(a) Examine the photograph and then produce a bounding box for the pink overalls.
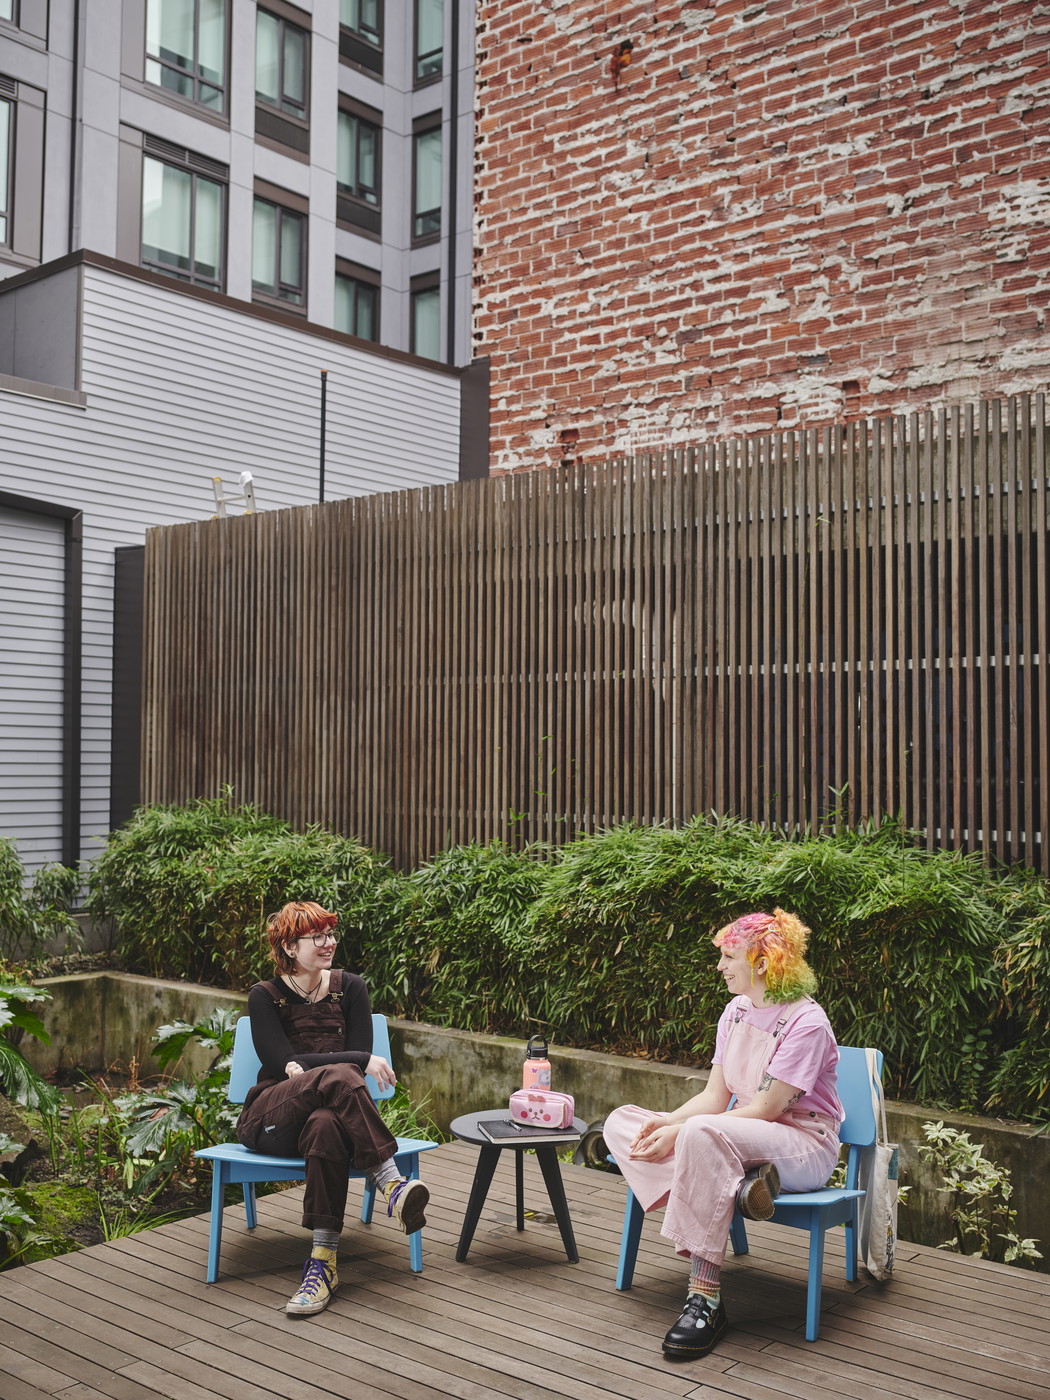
[603,1002,841,1266]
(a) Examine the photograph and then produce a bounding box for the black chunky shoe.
[662,1292,728,1359]
[736,1160,780,1220]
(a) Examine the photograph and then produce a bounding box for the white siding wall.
[0,264,461,869]
[0,507,66,871]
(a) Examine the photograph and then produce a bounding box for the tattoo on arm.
[758,1072,803,1107]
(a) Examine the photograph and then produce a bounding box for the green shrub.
[740,828,1005,1109]
[0,837,80,962]
[364,842,546,1029]
[86,800,1050,1121]
[86,795,400,986]
[524,818,777,1057]
[984,881,1050,1116]
[519,818,1005,1107]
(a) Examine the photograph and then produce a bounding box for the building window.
[256,9,308,120]
[0,97,10,246]
[146,0,226,112]
[414,0,442,83]
[335,268,379,342]
[412,121,441,242]
[141,153,225,289]
[0,77,43,263]
[339,0,382,75]
[0,2,14,23]
[341,0,380,48]
[410,280,440,358]
[253,197,305,306]
[337,110,380,206]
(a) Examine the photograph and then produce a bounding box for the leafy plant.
[152,1006,240,1075]
[0,837,81,962]
[0,984,62,1111]
[368,842,546,1028]
[105,1008,241,1197]
[918,1121,1042,1266]
[0,1183,76,1268]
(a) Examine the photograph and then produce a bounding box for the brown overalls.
[235,974,398,1232]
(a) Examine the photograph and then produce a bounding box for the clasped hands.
[628,1116,681,1161]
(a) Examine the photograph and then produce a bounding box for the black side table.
[449,1109,587,1263]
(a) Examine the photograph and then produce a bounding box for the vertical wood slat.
[1005,398,1021,863]
[945,408,962,850]
[989,399,1006,862]
[1034,394,1048,874]
[921,411,936,847]
[1016,395,1032,868]
[140,396,1049,875]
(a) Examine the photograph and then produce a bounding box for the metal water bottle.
[522,1034,552,1090]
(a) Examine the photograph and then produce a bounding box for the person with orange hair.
[603,908,842,1360]
[235,901,429,1317]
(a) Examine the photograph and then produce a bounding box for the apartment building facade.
[0,1,483,877]
[0,0,474,363]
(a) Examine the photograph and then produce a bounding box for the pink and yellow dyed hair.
[713,907,818,1004]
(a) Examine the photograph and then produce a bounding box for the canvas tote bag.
[857,1046,898,1281]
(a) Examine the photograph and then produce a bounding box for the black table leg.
[455,1144,501,1262]
[515,1148,525,1230]
[536,1147,579,1263]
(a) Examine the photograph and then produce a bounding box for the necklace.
[287,972,322,1002]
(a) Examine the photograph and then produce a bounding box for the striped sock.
[688,1253,721,1303]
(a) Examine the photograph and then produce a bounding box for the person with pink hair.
[603,908,843,1360]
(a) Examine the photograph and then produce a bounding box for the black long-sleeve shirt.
[246,970,375,1083]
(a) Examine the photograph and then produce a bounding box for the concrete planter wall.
[22,972,1050,1265]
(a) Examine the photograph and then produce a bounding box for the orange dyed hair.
[265,901,338,975]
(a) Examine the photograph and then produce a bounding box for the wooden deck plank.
[0,1326,167,1400]
[0,1340,87,1398]
[748,1318,1045,1400]
[0,1145,1047,1400]
[734,1340,956,1400]
[3,1263,369,1400]
[230,1314,574,1400]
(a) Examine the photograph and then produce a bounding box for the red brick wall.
[473,0,1050,472]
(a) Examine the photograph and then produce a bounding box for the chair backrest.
[836,1045,882,1149]
[228,1011,396,1105]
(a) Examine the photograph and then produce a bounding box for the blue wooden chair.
[614,1045,881,1340]
[195,1013,439,1283]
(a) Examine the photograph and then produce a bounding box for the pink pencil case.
[508,1089,575,1129]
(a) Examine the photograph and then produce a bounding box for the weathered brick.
[473,0,1050,469]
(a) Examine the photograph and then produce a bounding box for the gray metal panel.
[0,265,81,387]
[0,505,65,871]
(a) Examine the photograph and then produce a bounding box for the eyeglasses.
[298,931,338,947]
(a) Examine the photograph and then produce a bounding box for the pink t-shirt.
[713,995,844,1123]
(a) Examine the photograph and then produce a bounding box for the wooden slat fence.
[142,393,1050,871]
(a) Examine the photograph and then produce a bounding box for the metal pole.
[319,369,328,503]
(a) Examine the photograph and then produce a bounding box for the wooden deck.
[1,1141,1048,1400]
